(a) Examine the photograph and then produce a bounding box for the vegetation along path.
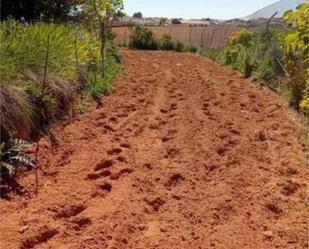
[1,50,308,249]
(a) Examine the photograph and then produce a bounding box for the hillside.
[246,0,308,19]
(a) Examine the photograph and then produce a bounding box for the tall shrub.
[223,29,254,78]
[159,33,174,51]
[283,4,309,111]
[129,25,158,50]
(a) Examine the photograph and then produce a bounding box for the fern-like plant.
[0,139,35,177]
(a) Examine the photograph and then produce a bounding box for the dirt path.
[1,50,308,249]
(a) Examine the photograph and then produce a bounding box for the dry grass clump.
[0,86,35,140]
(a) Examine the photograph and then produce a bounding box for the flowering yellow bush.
[283,4,309,111]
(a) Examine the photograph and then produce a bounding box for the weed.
[199,48,222,61]
[0,138,35,197]
[0,86,35,140]
[186,46,198,53]
[74,99,91,115]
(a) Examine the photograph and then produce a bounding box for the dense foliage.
[159,34,175,51]
[1,0,81,22]
[0,21,98,84]
[129,25,159,50]
[0,0,123,191]
[0,21,120,141]
[129,25,197,53]
[219,28,284,80]
[132,12,143,19]
[82,0,123,60]
[200,4,309,112]
[283,4,309,111]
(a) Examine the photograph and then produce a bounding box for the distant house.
[171,18,182,25]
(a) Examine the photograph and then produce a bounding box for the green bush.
[218,28,285,80]
[255,55,276,81]
[186,46,198,53]
[0,21,99,84]
[239,51,254,78]
[251,28,285,86]
[159,33,175,51]
[300,96,309,113]
[199,48,222,61]
[200,19,308,113]
[85,49,119,99]
[174,40,185,52]
[283,4,309,111]
[228,29,253,48]
[221,29,255,78]
[129,25,158,50]
[222,45,239,66]
[129,26,189,53]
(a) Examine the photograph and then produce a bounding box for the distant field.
[113,25,241,48]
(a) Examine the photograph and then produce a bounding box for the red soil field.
[0,50,308,249]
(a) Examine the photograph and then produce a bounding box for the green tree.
[1,0,81,22]
[129,25,158,50]
[159,17,168,26]
[82,0,123,71]
[133,12,143,19]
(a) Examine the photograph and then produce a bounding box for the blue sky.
[124,0,279,19]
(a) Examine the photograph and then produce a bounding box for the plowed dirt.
[1,50,308,249]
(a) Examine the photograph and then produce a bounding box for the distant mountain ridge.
[246,0,308,20]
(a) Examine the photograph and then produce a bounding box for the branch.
[275,57,291,79]
[265,12,278,36]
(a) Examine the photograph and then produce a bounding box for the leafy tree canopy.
[133,12,143,19]
[1,0,82,22]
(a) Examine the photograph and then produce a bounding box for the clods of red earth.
[1,50,308,249]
